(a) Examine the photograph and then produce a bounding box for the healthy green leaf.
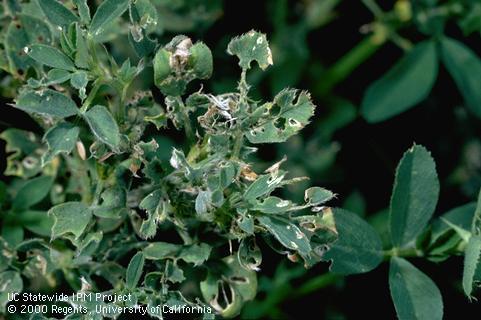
[42,122,80,165]
[390,145,439,247]
[227,30,273,70]
[90,0,129,36]
[323,208,382,274]
[246,89,315,144]
[361,40,438,123]
[126,252,145,289]
[12,176,54,211]
[14,89,79,118]
[83,105,120,150]
[441,37,481,118]
[27,44,76,71]
[48,202,92,240]
[462,235,481,298]
[389,257,443,320]
[38,0,79,27]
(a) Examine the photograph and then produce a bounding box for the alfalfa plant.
[0,0,338,318]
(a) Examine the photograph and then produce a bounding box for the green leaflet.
[244,173,285,202]
[73,0,91,24]
[257,215,311,256]
[323,208,382,274]
[12,176,54,211]
[389,257,443,320]
[83,105,120,150]
[0,271,23,313]
[390,145,439,247]
[42,122,79,165]
[227,30,273,70]
[15,89,79,118]
[90,0,129,37]
[144,242,211,266]
[361,40,438,123]
[462,235,481,298]
[253,196,292,214]
[38,0,79,27]
[441,37,481,118]
[4,14,52,74]
[48,202,92,240]
[304,187,335,206]
[126,252,145,289]
[246,89,315,144]
[27,44,76,71]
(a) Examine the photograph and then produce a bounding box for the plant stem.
[292,273,341,297]
[314,35,383,96]
[383,247,424,261]
[362,0,384,18]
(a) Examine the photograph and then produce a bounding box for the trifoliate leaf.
[246,89,315,144]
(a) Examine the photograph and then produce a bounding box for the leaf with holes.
[227,30,273,70]
[246,89,315,144]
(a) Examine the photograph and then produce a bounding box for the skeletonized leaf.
[441,37,481,118]
[389,257,443,320]
[390,145,439,247]
[48,202,92,240]
[246,89,315,144]
[12,176,54,211]
[323,208,382,274]
[126,252,145,289]
[227,30,273,70]
[361,41,438,123]
[38,0,79,27]
[304,187,335,206]
[28,44,76,71]
[14,89,79,118]
[90,0,129,36]
[257,215,311,256]
[42,122,79,165]
[83,105,120,150]
[144,242,211,266]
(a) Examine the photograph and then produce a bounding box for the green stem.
[292,273,341,298]
[383,247,424,261]
[362,0,384,18]
[314,35,384,96]
[231,130,244,159]
[176,96,195,146]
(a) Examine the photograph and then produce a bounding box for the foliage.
[1,0,481,319]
